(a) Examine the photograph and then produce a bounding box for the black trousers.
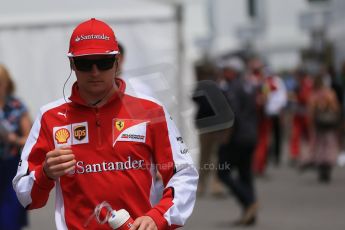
[0,155,28,229]
[270,115,282,165]
[217,141,256,209]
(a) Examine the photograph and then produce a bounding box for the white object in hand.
[108,209,134,230]
[84,201,134,229]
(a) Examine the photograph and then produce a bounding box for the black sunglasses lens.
[73,57,115,72]
[95,57,115,70]
[74,59,92,71]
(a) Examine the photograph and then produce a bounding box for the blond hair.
[0,64,15,95]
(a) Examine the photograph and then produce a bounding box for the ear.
[69,58,76,71]
[114,57,119,68]
[117,54,123,67]
[114,58,121,77]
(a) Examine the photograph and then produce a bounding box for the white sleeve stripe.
[40,98,71,114]
[12,98,69,208]
[55,180,68,230]
[161,107,198,226]
[12,111,43,207]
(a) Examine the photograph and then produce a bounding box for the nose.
[90,64,101,76]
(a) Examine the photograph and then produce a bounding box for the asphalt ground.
[184,164,345,230]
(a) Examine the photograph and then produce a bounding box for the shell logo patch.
[55,128,70,144]
[115,120,125,131]
[74,125,86,141]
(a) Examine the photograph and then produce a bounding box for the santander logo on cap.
[75,34,110,42]
[68,18,119,57]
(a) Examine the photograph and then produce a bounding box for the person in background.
[248,58,270,176]
[289,70,313,165]
[0,64,32,230]
[193,60,228,197]
[217,57,259,226]
[116,42,125,78]
[264,70,288,166]
[322,65,344,158]
[306,75,340,183]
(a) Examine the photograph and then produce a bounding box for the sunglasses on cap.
[73,56,116,72]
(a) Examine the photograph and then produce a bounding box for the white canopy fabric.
[0,0,174,27]
[0,0,200,161]
[0,0,178,116]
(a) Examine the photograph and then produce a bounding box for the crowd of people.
[193,54,345,226]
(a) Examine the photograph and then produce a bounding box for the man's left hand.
[130,216,158,230]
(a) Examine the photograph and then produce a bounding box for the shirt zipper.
[95,108,102,147]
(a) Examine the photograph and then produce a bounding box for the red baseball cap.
[68,18,119,57]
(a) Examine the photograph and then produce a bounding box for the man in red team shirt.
[13,18,198,230]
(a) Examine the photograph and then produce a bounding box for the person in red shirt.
[248,58,271,175]
[289,70,313,164]
[13,18,198,230]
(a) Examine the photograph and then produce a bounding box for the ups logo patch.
[74,125,86,140]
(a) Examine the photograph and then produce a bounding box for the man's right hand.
[43,146,76,180]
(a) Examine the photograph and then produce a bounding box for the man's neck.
[80,86,117,108]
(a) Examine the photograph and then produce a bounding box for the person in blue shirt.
[0,64,32,230]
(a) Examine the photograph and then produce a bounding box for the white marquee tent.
[0,0,174,112]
